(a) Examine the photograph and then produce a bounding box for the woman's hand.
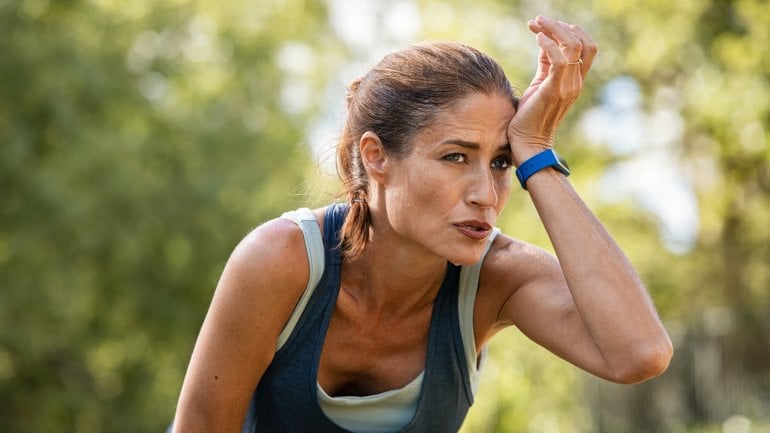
[508,16,598,164]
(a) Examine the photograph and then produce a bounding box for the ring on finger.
[567,58,583,65]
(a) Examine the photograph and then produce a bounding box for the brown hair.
[337,41,516,258]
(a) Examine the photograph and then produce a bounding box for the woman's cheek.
[495,176,512,208]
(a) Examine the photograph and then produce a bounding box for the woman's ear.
[359,131,389,185]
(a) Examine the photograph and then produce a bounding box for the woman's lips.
[453,221,492,240]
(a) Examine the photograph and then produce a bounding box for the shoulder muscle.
[474,233,564,344]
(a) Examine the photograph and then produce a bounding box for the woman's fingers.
[528,16,598,78]
[534,32,569,81]
[559,22,598,76]
[533,16,583,64]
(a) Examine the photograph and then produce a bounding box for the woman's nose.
[467,168,497,208]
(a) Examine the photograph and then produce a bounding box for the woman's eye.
[491,157,513,170]
[444,153,466,163]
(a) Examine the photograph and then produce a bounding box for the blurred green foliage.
[1,0,341,430]
[1,0,769,432]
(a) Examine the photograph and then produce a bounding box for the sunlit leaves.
[0,0,336,431]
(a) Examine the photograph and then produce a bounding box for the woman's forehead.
[417,93,515,143]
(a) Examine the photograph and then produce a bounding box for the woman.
[171,16,673,433]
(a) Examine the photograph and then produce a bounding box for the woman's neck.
[340,225,448,319]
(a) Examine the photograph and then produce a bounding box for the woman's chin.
[445,249,485,267]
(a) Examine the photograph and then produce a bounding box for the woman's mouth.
[453,221,492,240]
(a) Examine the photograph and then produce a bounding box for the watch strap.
[515,149,570,190]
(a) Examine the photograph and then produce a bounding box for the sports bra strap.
[276,208,325,350]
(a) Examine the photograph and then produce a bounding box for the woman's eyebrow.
[440,139,479,149]
[440,139,511,151]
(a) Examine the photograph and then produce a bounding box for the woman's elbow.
[610,338,674,384]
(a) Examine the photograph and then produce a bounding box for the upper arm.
[173,217,311,432]
[476,235,611,379]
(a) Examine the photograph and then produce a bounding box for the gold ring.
[567,58,583,65]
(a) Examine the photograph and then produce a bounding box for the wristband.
[515,149,571,190]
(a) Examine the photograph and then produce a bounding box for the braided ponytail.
[337,78,372,258]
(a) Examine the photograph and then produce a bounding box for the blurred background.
[1,0,769,431]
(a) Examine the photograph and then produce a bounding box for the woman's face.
[382,91,516,265]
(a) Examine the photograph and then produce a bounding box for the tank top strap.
[458,227,500,395]
[277,208,325,351]
[323,203,346,265]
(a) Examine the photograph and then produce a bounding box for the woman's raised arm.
[493,16,672,384]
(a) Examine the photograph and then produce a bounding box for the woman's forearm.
[524,167,673,381]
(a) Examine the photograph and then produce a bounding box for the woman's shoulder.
[478,232,562,301]
[473,232,563,340]
[485,232,559,272]
[219,207,327,300]
[205,207,331,344]
[232,217,304,269]
[229,206,328,273]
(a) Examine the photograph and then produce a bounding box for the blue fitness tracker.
[515,149,571,190]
